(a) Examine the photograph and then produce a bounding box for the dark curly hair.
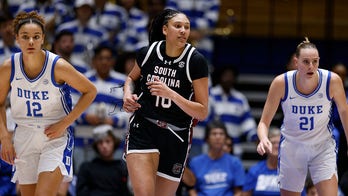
[13,11,45,35]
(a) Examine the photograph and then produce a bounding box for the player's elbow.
[195,107,208,121]
[89,85,97,99]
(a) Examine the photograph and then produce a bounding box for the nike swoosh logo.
[289,96,296,99]
[16,77,23,80]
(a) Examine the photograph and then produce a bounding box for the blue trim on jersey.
[62,126,74,175]
[282,72,288,102]
[10,54,15,83]
[20,51,48,82]
[51,54,63,87]
[60,84,72,115]
[327,102,335,138]
[293,70,322,98]
[326,71,331,100]
[54,52,72,115]
[278,134,285,177]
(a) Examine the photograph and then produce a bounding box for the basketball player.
[122,9,209,195]
[0,11,96,196]
[256,37,348,196]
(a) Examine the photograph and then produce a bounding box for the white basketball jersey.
[10,51,72,129]
[281,69,334,144]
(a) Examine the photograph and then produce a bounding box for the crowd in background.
[0,0,347,196]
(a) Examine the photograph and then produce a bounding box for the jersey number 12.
[26,101,43,117]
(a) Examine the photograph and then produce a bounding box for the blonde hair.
[295,37,317,58]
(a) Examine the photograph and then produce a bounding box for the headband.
[15,18,45,34]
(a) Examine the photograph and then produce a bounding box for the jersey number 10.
[155,96,171,108]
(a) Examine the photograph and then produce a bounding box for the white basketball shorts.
[12,126,73,184]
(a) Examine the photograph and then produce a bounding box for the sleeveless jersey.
[136,41,208,128]
[10,50,72,129]
[281,69,334,144]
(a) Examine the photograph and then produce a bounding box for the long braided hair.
[148,8,182,44]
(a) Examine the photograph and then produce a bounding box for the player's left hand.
[44,122,67,139]
[147,77,173,99]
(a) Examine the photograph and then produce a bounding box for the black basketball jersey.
[135,41,208,128]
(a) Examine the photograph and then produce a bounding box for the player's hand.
[147,77,173,98]
[0,136,16,165]
[257,138,272,156]
[123,93,142,113]
[44,122,67,139]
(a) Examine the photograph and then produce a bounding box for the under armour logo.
[164,60,172,65]
[133,123,139,128]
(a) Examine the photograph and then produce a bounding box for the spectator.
[115,51,137,75]
[76,124,131,196]
[210,66,257,158]
[92,0,127,42]
[0,12,20,64]
[52,30,89,73]
[189,120,245,195]
[72,44,128,129]
[242,127,280,196]
[166,0,220,64]
[147,0,166,28]
[115,0,149,53]
[71,44,129,170]
[56,0,109,67]
[223,135,234,154]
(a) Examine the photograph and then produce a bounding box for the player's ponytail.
[295,37,317,57]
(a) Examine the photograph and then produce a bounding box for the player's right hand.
[257,138,272,156]
[0,136,16,165]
